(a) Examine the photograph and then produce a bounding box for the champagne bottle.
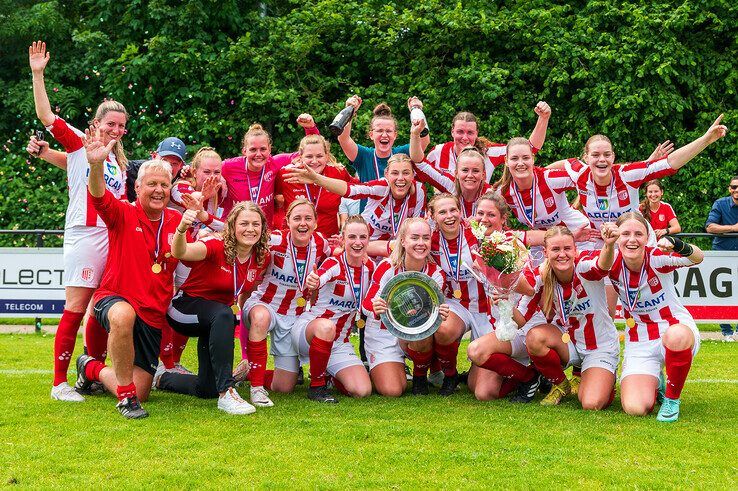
[410,106,429,137]
[329,106,355,136]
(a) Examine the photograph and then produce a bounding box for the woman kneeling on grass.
[154,202,269,415]
[609,212,704,422]
[294,215,375,403]
[362,218,450,396]
[517,224,620,410]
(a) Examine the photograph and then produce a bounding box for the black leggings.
[160,291,237,398]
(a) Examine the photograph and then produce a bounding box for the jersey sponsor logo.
[329,298,358,309]
[81,267,94,282]
[535,212,560,226]
[587,210,622,220]
[596,198,609,211]
[633,291,666,311]
[648,276,659,287]
[270,269,296,284]
[106,162,118,176]
[219,265,230,273]
[135,226,143,232]
[569,298,591,315]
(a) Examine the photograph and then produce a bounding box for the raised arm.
[407,96,430,152]
[667,114,728,170]
[528,101,551,150]
[409,118,426,163]
[646,140,675,162]
[337,95,361,162]
[29,41,55,127]
[171,210,208,261]
[597,222,619,271]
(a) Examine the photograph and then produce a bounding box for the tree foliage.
[1,0,736,246]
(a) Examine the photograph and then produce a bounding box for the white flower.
[488,230,506,244]
[469,220,487,241]
[496,242,514,253]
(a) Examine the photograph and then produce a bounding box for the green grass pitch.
[1,334,736,488]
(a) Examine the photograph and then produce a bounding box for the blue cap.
[156,137,187,162]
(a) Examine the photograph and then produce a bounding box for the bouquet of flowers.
[469,221,529,341]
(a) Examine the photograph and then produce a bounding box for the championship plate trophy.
[379,271,443,341]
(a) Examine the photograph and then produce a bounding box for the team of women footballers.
[27,41,728,421]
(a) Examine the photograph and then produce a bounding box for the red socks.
[53,310,85,386]
[665,347,693,400]
[264,370,274,390]
[246,339,268,387]
[529,349,566,385]
[480,353,535,382]
[430,356,442,374]
[84,314,108,361]
[405,348,433,377]
[85,360,106,382]
[499,378,518,398]
[434,341,460,377]
[309,337,333,387]
[160,324,175,369]
[116,383,137,401]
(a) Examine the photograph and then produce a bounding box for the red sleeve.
[48,117,83,153]
[363,262,390,314]
[202,236,222,261]
[664,203,677,222]
[305,125,320,136]
[89,189,124,228]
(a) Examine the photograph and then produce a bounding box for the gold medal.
[231,304,240,315]
[165,252,171,258]
[453,289,462,299]
[356,318,365,328]
[561,332,571,344]
[296,297,307,307]
[625,317,636,328]
[151,263,162,274]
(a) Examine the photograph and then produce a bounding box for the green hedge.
[1,0,736,246]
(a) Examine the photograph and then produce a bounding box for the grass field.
[1,333,737,489]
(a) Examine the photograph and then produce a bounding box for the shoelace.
[228,388,246,403]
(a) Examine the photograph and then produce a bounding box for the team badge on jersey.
[544,197,554,207]
[659,214,665,221]
[618,190,628,200]
[648,276,659,287]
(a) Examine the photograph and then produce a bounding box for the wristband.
[176,227,187,234]
[664,236,693,256]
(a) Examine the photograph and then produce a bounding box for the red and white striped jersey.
[608,247,694,343]
[413,160,492,219]
[498,166,588,232]
[361,258,446,330]
[170,179,227,233]
[518,252,616,350]
[301,255,375,342]
[425,141,540,182]
[429,227,489,314]
[564,158,676,232]
[345,179,426,240]
[47,116,126,228]
[248,230,331,316]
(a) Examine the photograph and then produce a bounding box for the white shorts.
[364,319,404,370]
[447,300,493,340]
[509,329,530,366]
[620,323,701,380]
[174,263,191,288]
[566,341,620,374]
[242,299,298,372]
[292,318,363,376]
[63,226,108,288]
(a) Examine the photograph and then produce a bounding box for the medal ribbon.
[388,193,409,236]
[233,255,252,306]
[289,234,313,292]
[554,282,571,328]
[304,183,323,209]
[440,231,463,283]
[373,151,382,180]
[621,260,646,313]
[511,173,538,228]
[151,216,165,264]
[341,253,365,309]
[246,165,265,204]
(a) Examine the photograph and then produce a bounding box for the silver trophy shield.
[379,271,443,341]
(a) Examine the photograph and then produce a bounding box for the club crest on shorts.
[81,267,94,282]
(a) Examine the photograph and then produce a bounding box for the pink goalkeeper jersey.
[47,116,126,228]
